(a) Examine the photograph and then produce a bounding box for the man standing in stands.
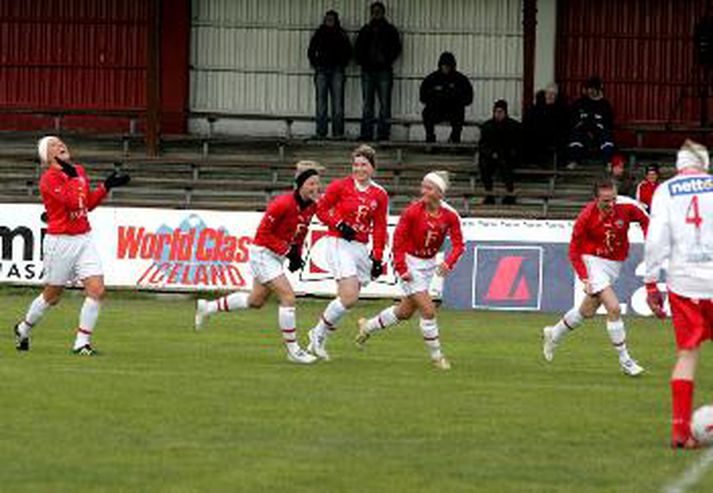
[419,51,473,143]
[566,76,614,169]
[355,2,401,141]
[308,10,352,140]
[478,100,521,205]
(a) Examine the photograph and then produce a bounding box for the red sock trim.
[322,315,337,331]
[562,318,574,331]
[423,335,439,341]
[378,315,385,329]
[284,339,297,344]
[77,328,92,335]
[281,328,296,334]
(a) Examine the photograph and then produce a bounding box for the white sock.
[18,294,52,337]
[74,297,100,349]
[607,319,631,361]
[206,292,249,314]
[551,307,583,343]
[365,306,400,333]
[314,298,349,338]
[279,306,299,353]
[420,318,443,360]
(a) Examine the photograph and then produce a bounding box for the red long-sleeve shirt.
[40,164,107,235]
[569,196,649,280]
[392,200,465,276]
[635,180,659,211]
[316,176,389,260]
[253,192,316,256]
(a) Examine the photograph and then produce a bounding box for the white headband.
[424,172,447,194]
[37,135,59,164]
[677,145,710,172]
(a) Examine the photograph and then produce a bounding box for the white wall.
[534,0,557,96]
[189,0,524,139]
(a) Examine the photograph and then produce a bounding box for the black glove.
[55,157,78,178]
[336,222,356,241]
[104,170,131,190]
[371,258,383,279]
[40,212,48,223]
[286,244,304,272]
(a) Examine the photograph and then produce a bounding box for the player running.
[644,140,713,449]
[307,145,388,360]
[194,161,323,364]
[14,136,130,355]
[355,171,464,369]
[542,178,649,376]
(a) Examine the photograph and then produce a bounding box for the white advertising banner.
[0,204,447,298]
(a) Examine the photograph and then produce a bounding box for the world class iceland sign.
[442,218,657,316]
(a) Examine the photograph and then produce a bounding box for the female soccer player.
[355,171,464,369]
[645,140,713,448]
[542,178,649,376]
[14,136,130,355]
[194,161,323,364]
[307,145,388,360]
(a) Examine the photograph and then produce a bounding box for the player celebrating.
[356,171,464,369]
[14,136,130,355]
[542,178,649,376]
[307,145,388,360]
[194,161,323,364]
[644,140,713,449]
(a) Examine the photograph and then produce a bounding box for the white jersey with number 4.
[644,172,713,299]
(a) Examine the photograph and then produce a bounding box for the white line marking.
[663,447,713,493]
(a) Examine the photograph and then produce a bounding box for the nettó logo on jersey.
[116,214,251,288]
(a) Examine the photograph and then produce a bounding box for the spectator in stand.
[419,51,473,143]
[567,76,614,169]
[635,163,661,211]
[308,10,352,140]
[355,2,402,141]
[609,154,635,197]
[479,100,521,205]
[524,83,569,166]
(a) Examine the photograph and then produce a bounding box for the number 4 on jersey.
[686,195,703,229]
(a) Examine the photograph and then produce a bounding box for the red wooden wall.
[0,0,188,134]
[556,0,710,145]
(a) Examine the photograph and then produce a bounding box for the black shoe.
[14,324,29,351]
[72,345,98,356]
[502,195,516,205]
[482,196,496,205]
[425,134,436,143]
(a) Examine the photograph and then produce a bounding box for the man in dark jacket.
[479,100,521,205]
[419,52,473,143]
[355,2,401,141]
[567,76,614,169]
[308,10,352,139]
[523,83,569,166]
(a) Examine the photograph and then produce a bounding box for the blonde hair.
[295,160,324,178]
[352,144,376,167]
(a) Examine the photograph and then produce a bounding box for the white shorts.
[43,233,103,286]
[583,254,622,294]
[323,236,372,286]
[249,245,286,285]
[398,254,437,296]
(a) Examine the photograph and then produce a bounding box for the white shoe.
[287,347,318,364]
[194,299,208,330]
[621,358,645,377]
[355,318,370,349]
[307,328,330,361]
[432,356,451,371]
[542,326,556,362]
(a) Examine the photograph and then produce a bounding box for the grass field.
[0,287,711,493]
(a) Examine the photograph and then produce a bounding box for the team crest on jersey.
[616,219,624,228]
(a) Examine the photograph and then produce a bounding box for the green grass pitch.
[0,287,711,493]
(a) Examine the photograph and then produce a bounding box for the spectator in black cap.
[308,10,352,139]
[355,1,402,141]
[478,100,522,205]
[566,76,614,169]
[419,51,474,143]
[635,163,661,211]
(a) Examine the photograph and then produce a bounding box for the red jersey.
[316,176,388,260]
[40,164,107,235]
[392,200,465,276]
[635,180,659,211]
[253,192,316,256]
[569,196,649,280]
